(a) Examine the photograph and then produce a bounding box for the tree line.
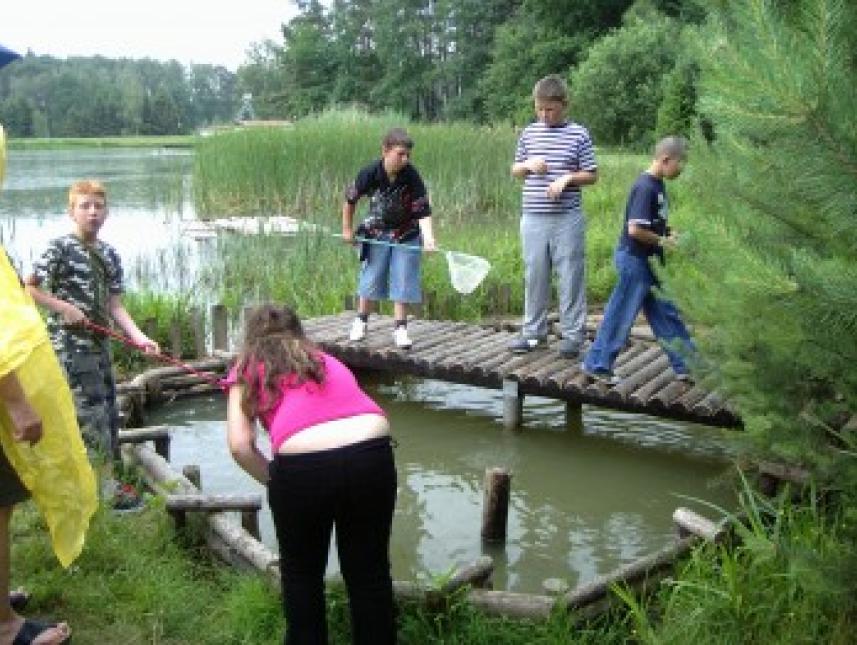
[1,0,707,147]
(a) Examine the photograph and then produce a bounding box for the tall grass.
[193,108,649,310]
[618,473,857,644]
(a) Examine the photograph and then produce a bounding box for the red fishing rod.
[81,319,224,387]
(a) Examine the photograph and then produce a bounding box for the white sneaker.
[393,326,412,349]
[349,318,367,341]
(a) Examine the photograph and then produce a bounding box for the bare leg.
[358,297,374,316]
[393,301,407,321]
[0,505,70,645]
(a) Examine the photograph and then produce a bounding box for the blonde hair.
[68,179,107,209]
[533,75,568,103]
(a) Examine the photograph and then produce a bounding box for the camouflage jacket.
[31,234,124,353]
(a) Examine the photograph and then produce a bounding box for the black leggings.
[268,437,397,645]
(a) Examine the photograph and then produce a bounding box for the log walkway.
[302,312,739,428]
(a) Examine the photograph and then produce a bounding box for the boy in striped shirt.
[509,75,598,358]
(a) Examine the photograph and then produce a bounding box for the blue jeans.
[583,249,695,374]
[268,437,397,645]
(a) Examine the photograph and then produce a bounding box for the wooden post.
[182,464,202,490]
[191,307,206,358]
[498,284,511,314]
[502,379,523,431]
[565,400,583,432]
[242,510,261,541]
[169,317,183,358]
[211,304,228,352]
[117,427,171,462]
[481,467,511,544]
[343,293,355,311]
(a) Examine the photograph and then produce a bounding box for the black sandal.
[12,618,71,645]
[9,589,30,612]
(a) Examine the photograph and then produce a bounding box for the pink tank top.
[224,352,385,453]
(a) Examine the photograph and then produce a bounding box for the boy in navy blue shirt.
[581,136,696,383]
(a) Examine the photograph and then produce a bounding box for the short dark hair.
[533,75,568,103]
[382,127,414,150]
[654,136,689,160]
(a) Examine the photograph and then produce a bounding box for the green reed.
[193,108,649,312]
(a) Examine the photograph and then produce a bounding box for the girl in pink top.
[225,305,397,644]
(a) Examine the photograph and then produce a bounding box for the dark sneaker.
[558,337,581,359]
[508,336,546,354]
[674,372,694,384]
[112,483,145,513]
[580,363,621,386]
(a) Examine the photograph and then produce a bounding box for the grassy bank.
[13,473,855,643]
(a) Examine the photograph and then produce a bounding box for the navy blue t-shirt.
[617,172,668,261]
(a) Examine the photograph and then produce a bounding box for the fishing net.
[445,251,491,295]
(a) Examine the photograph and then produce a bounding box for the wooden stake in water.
[481,467,511,543]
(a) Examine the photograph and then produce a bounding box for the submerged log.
[562,536,697,611]
[672,507,724,542]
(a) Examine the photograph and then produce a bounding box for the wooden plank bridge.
[302,312,739,429]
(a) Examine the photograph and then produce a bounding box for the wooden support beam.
[165,494,262,512]
[442,556,495,593]
[211,303,228,352]
[481,468,511,544]
[502,378,523,431]
[117,427,171,461]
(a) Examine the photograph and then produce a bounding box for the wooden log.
[612,342,650,370]
[647,380,689,411]
[211,303,229,352]
[191,307,206,358]
[481,467,511,542]
[756,461,811,486]
[542,578,570,596]
[501,379,523,431]
[170,318,183,358]
[466,588,555,621]
[672,507,724,542]
[673,384,710,414]
[117,427,171,460]
[182,465,201,489]
[498,284,511,314]
[439,332,515,377]
[562,536,696,611]
[614,345,663,379]
[441,556,495,593]
[122,443,279,577]
[628,364,676,406]
[505,351,563,382]
[165,494,263,512]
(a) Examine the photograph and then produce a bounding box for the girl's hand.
[7,399,43,445]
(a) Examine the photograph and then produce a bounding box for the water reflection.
[0,148,199,291]
[148,376,736,593]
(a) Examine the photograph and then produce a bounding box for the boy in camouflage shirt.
[25,180,158,473]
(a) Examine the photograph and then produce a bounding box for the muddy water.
[148,374,735,593]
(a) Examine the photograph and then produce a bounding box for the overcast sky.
[3,1,298,71]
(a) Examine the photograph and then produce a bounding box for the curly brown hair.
[234,304,325,418]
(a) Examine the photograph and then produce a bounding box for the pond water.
[1,147,202,291]
[148,375,735,594]
[4,147,737,593]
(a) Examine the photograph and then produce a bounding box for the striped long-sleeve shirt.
[514,121,597,215]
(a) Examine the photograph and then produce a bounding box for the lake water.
[3,147,737,593]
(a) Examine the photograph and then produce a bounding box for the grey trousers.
[520,210,587,343]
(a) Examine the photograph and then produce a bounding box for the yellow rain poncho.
[0,126,97,567]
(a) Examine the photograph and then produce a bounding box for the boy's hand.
[7,399,43,445]
[135,336,160,355]
[546,175,571,200]
[60,302,85,325]
[526,157,548,175]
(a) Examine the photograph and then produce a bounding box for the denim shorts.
[357,233,422,303]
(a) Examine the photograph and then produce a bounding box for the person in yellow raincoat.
[0,45,97,644]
